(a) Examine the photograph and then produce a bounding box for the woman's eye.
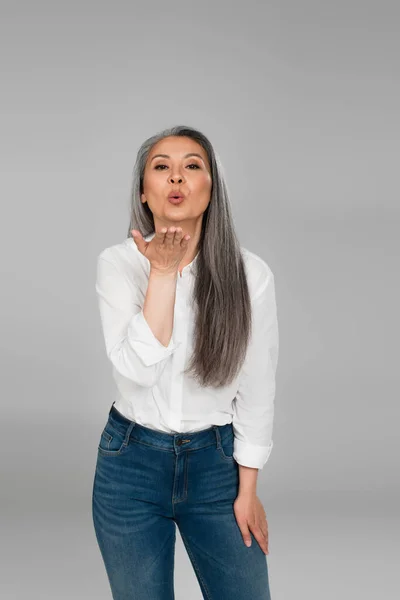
[154,163,200,170]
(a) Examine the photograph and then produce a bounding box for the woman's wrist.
[238,464,259,496]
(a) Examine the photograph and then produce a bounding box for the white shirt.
[95,232,279,469]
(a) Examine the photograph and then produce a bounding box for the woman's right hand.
[131,227,191,274]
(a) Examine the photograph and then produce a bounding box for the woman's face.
[141,136,212,228]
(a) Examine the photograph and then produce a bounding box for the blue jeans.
[92,402,271,599]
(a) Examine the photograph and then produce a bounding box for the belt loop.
[123,421,136,446]
[213,425,222,450]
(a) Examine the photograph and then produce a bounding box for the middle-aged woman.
[92,125,279,599]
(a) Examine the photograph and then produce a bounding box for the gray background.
[1,1,399,598]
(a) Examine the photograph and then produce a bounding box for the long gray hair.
[127,125,252,388]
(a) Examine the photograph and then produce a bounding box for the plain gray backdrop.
[1,1,399,598]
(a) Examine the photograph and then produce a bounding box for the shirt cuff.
[127,310,181,367]
[233,438,274,470]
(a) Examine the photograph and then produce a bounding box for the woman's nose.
[169,175,184,184]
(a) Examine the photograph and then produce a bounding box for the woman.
[92,125,279,599]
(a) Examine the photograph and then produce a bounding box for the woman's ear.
[141,193,147,204]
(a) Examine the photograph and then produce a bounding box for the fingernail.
[245,541,251,547]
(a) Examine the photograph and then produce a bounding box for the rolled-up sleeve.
[95,255,181,387]
[232,270,279,470]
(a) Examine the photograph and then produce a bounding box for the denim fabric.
[92,402,271,599]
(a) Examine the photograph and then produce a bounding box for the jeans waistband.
[108,402,233,455]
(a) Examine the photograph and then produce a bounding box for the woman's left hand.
[233,493,269,554]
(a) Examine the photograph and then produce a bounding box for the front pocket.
[217,435,235,462]
[98,424,128,457]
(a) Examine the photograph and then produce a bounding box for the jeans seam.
[179,530,212,600]
[146,529,176,574]
[184,451,189,499]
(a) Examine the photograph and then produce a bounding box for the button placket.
[169,282,187,432]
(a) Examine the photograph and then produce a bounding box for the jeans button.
[176,439,182,446]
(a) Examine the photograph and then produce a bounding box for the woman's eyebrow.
[150,153,204,162]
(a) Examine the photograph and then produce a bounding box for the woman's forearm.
[238,464,259,495]
[143,268,178,347]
